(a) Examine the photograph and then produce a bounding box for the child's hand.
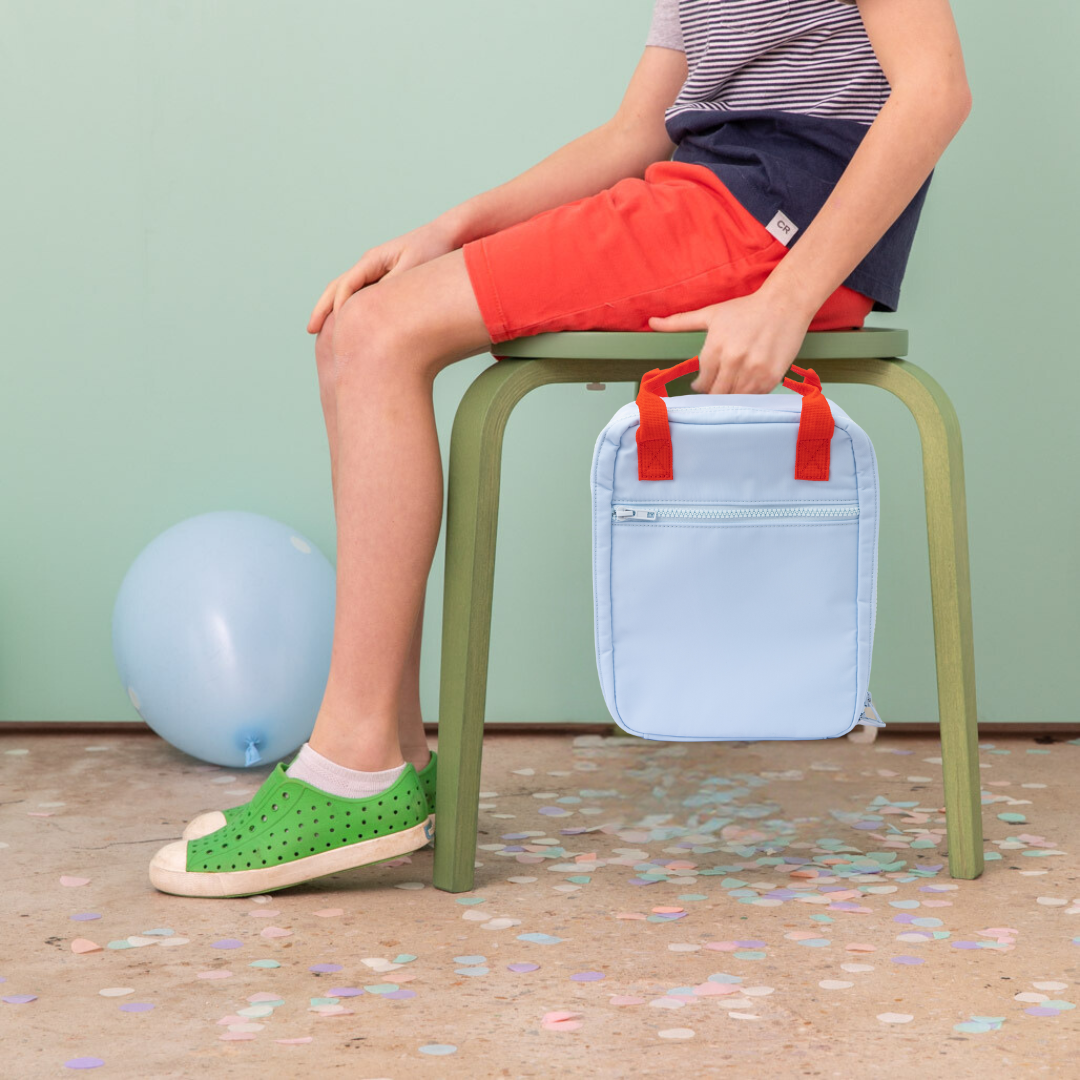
[307,219,459,334]
[648,289,812,394]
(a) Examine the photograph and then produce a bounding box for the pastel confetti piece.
[819,980,854,990]
[693,983,740,997]
[63,1059,105,1070]
[507,963,540,973]
[517,933,563,945]
[119,1003,154,1013]
[60,877,90,887]
[219,1032,256,1041]
[418,1044,458,1055]
[455,966,489,977]
[71,939,102,954]
[658,1028,695,1039]
[309,963,343,973]
[1033,981,1069,991]
[3,995,37,1004]
[542,1010,583,1031]
[729,1012,761,1020]
[249,960,279,969]
[454,955,487,965]
[211,939,244,950]
[260,926,292,939]
[275,1037,314,1045]
[877,1013,914,1023]
[70,913,101,922]
[98,988,134,997]
[313,908,344,918]
[570,971,605,982]
[328,988,364,997]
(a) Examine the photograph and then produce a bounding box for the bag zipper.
[612,504,859,522]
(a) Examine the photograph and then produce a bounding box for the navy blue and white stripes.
[647,0,889,127]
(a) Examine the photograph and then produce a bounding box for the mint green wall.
[1,1,1075,727]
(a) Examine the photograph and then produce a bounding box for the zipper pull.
[858,690,886,727]
[613,506,657,521]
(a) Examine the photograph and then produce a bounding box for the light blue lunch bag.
[591,357,884,741]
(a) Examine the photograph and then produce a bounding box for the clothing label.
[766,209,799,246]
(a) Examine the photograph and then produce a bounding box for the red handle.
[782,365,834,481]
[635,357,700,481]
[635,359,833,482]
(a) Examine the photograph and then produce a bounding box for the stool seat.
[493,327,908,362]
[432,328,982,892]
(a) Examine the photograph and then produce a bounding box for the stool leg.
[431,365,520,892]
[814,358,983,879]
[432,357,657,892]
[909,373,983,880]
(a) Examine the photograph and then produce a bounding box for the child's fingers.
[307,279,340,333]
[332,253,387,316]
[648,307,712,333]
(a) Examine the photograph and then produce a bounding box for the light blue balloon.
[112,511,335,768]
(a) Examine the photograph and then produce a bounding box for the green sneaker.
[150,761,432,898]
[182,751,438,841]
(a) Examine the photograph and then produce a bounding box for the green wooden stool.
[432,328,983,892]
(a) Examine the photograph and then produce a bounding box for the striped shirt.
[645,0,931,312]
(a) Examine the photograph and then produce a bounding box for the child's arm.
[649,0,972,395]
[442,46,687,245]
[308,46,686,333]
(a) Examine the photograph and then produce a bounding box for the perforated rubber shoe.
[181,751,438,842]
[150,761,432,898]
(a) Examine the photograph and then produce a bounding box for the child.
[150,0,970,897]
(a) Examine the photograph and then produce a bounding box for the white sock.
[285,743,407,800]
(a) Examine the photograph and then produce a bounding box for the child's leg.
[304,249,488,774]
[314,312,431,775]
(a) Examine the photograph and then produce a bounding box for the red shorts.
[463,160,872,346]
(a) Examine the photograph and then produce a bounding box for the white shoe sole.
[150,818,434,898]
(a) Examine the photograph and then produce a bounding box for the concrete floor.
[2,730,1079,1078]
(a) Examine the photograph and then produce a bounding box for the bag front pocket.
[607,502,861,740]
